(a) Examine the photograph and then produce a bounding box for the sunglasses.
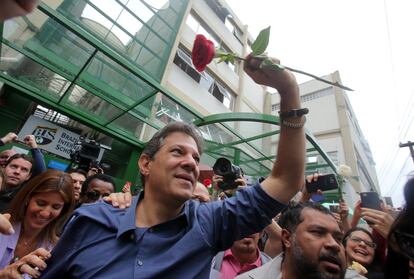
[348,236,377,249]
[85,191,110,201]
[394,231,414,261]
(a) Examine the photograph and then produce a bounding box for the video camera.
[70,137,111,172]
[213,158,243,190]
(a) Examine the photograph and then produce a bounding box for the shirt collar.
[116,192,142,239]
[223,248,262,268]
[116,191,191,239]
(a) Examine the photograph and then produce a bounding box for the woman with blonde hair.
[0,169,75,278]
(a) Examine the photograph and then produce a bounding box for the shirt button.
[149,228,153,232]
[130,234,135,240]
[137,260,143,266]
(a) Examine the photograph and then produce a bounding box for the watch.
[278,108,309,119]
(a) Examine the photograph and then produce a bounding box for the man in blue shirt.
[40,55,306,278]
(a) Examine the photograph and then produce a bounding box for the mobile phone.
[383,196,394,207]
[306,174,338,193]
[360,192,381,211]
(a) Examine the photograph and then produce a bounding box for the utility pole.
[399,141,414,164]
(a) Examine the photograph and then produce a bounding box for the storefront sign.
[18,115,80,159]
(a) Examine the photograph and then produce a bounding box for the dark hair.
[342,227,374,247]
[8,170,75,245]
[81,173,116,194]
[278,202,334,252]
[385,177,414,278]
[67,168,87,178]
[278,202,333,232]
[389,177,414,239]
[140,122,204,184]
[6,153,33,170]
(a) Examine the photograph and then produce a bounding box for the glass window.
[174,48,202,83]
[55,0,185,81]
[3,9,95,78]
[79,52,156,109]
[0,45,70,101]
[61,84,123,124]
[209,80,234,110]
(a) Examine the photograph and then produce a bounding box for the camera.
[213,158,243,190]
[69,138,111,172]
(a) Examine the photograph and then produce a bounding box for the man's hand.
[1,133,18,145]
[235,177,247,187]
[211,174,223,189]
[0,213,14,235]
[23,135,37,149]
[360,208,395,238]
[245,54,304,204]
[243,55,298,95]
[301,173,323,202]
[104,192,132,209]
[339,199,349,220]
[0,248,50,279]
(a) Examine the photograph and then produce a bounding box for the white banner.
[18,115,80,159]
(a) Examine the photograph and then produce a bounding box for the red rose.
[203,178,212,188]
[191,34,215,72]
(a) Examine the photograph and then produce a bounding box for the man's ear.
[138,154,151,177]
[281,229,292,249]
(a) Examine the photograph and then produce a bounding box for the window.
[209,81,234,109]
[224,16,243,43]
[327,151,339,166]
[173,48,202,82]
[301,87,333,102]
[271,103,280,112]
[173,47,235,110]
[273,87,333,111]
[186,12,237,73]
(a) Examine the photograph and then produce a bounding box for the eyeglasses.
[349,236,377,249]
[85,191,110,201]
[394,231,414,261]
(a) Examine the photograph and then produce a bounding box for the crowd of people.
[0,1,413,278]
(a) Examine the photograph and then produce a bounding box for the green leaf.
[251,26,271,55]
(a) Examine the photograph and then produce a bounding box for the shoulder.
[345,268,367,279]
[72,201,126,230]
[259,251,272,264]
[236,254,283,279]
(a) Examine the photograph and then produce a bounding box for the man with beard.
[210,232,271,279]
[236,203,350,279]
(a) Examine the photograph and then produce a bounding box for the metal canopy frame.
[0,0,338,187]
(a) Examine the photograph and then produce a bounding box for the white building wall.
[163,0,267,120]
[166,65,231,115]
[271,72,380,203]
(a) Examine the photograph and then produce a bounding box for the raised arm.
[244,55,306,203]
[25,135,47,176]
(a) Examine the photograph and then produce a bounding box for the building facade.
[0,0,337,189]
[271,72,380,205]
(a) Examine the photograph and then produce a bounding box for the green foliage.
[251,26,271,55]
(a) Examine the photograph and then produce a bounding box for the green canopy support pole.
[234,149,241,165]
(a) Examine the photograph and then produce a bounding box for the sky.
[225,0,414,206]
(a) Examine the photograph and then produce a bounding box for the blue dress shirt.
[40,182,285,279]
